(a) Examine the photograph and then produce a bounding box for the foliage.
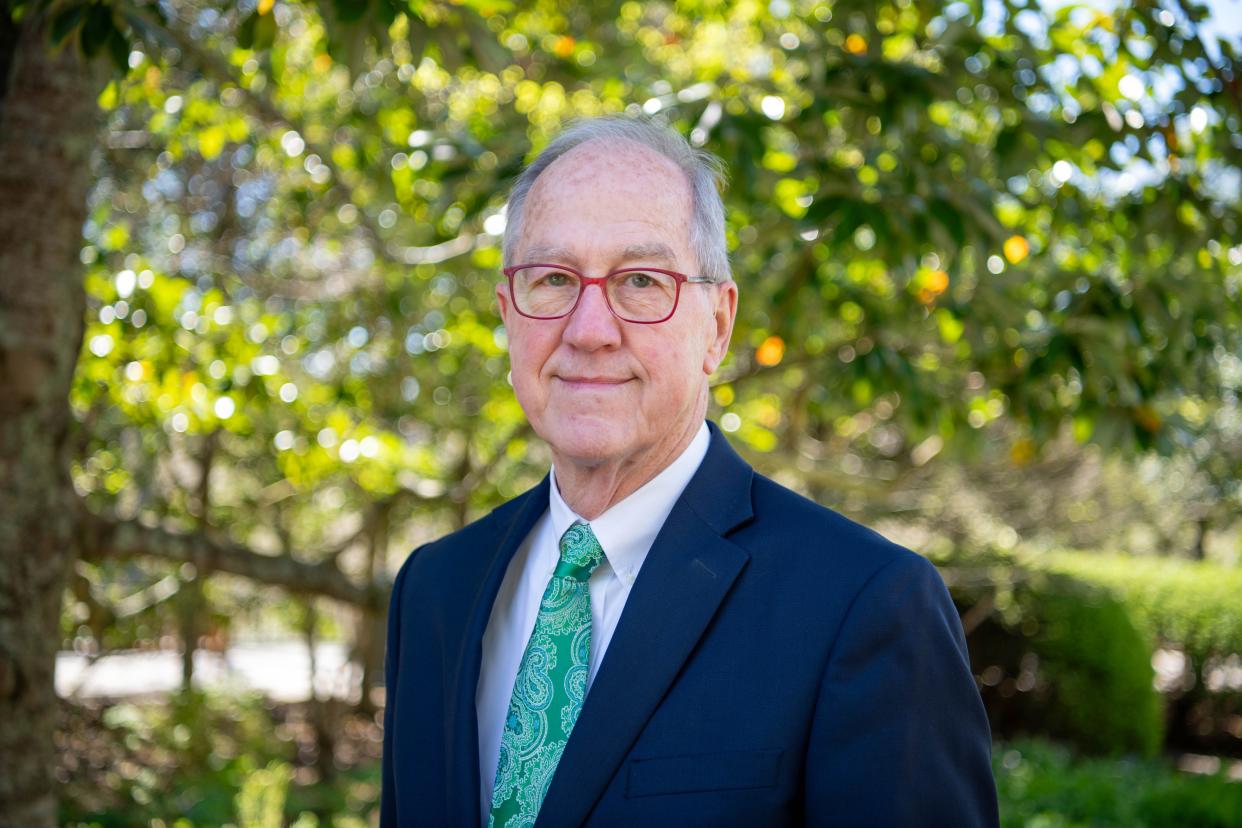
[943,546,1242,756]
[877,434,1242,566]
[1043,551,1242,664]
[1019,576,1164,758]
[235,762,292,828]
[59,0,1242,591]
[995,738,1242,828]
[37,0,1240,682]
[951,561,1164,757]
[59,690,381,828]
[1039,550,1242,756]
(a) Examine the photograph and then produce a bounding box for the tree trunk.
[1190,517,1209,560]
[303,599,338,783]
[356,502,389,716]
[178,576,204,689]
[0,9,108,826]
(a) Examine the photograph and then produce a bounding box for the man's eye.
[626,273,655,288]
[540,271,573,287]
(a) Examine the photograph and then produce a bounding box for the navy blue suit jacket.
[381,424,999,826]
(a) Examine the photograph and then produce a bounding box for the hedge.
[1041,552,1242,666]
[939,547,1242,758]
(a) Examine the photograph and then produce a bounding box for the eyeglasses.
[503,263,716,324]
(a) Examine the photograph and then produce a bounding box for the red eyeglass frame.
[502,263,717,324]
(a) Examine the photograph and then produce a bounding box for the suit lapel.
[447,476,551,828]
[535,425,755,828]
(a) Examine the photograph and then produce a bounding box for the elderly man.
[380,116,999,827]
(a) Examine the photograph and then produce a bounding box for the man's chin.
[539,424,635,470]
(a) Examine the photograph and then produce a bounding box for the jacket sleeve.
[803,551,999,827]
[380,547,419,828]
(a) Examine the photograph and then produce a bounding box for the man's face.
[497,139,736,469]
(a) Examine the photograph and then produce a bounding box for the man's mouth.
[555,375,632,386]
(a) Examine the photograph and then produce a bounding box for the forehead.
[519,138,694,263]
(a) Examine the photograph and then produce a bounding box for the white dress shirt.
[475,421,711,819]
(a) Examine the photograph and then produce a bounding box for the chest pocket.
[626,748,784,798]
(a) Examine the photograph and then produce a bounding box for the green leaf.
[406,17,429,64]
[377,0,402,26]
[106,23,129,73]
[80,2,114,58]
[49,3,86,47]
[237,10,257,49]
[198,125,227,161]
[332,0,369,24]
[252,11,277,51]
[936,309,964,344]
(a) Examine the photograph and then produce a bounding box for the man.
[381,116,999,827]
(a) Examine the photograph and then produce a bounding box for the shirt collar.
[547,421,711,587]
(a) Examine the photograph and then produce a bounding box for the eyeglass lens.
[512,266,678,321]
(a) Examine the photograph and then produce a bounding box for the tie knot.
[555,522,605,581]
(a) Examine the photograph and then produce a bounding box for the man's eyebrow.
[617,242,676,264]
[518,242,678,267]
[522,244,579,264]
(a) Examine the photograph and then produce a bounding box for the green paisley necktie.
[489,521,606,828]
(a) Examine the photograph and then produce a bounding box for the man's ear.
[496,280,514,327]
[703,280,738,376]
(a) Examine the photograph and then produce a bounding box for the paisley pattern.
[489,522,605,828]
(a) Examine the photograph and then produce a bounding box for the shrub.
[1022,574,1164,758]
[957,566,1164,757]
[995,738,1242,828]
[942,547,1242,758]
[59,690,381,828]
[1042,552,1242,666]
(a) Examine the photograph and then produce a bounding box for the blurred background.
[2,0,1241,825]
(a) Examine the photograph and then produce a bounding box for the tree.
[1,0,1239,821]
[0,0,505,820]
[0,8,110,823]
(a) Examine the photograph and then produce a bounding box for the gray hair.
[501,115,731,283]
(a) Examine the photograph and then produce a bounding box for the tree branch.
[78,507,387,611]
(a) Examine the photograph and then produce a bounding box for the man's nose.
[562,282,622,350]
